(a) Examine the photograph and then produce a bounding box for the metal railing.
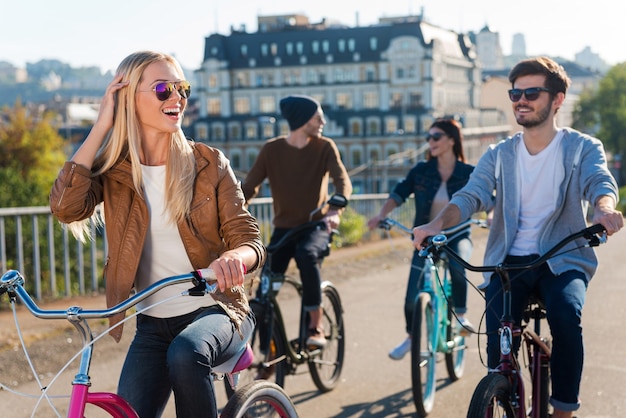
[0,194,414,302]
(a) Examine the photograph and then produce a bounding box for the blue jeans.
[117,305,255,418]
[267,224,330,310]
[404,235,472,333]
[485,256,587,412]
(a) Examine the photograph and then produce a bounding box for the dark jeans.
[404,235,472,333]
[267,224,330,310]
[485,255,587,412]
[117,305,255,418]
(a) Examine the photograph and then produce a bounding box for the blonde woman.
[50,51,265,418]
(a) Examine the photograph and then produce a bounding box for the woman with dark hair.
[367,118,475,360]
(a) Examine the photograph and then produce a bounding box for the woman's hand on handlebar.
[209,252,247,292]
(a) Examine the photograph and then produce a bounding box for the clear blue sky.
[3,0,623,74]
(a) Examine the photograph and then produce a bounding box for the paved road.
[1,227,625,417]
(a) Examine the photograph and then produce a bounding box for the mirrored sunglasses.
[152,80,191,101]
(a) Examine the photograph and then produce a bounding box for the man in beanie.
[243,94,352,349]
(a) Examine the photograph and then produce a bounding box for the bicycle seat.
[213,343,254,374]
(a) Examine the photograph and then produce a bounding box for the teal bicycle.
[379,217,486,416]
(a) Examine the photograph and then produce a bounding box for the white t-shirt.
[135,165,215,317]
[510,130,565,255]
[429,181,449,222]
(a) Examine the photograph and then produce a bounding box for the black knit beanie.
[279,95,320,130]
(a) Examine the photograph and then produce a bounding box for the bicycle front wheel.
[411,292,436,416]
[308,282,345,392]
[466,374,516,418]
[445,307,466,381]
[221,380,298,418]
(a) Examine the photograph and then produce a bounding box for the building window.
[259,96,275,113]
[349,119,362,136]
[210,46,218,56]
[363,91,378,109]
[270,43,278,56]
[229,124,241,140]
[365,68,375,82]
[403,116,417,134]
[336,92,352,109]
[234,97,250,114]
[262,122,275,138]
[390,92,403,109]
[312,40,319,54]
[409,93,422,108]
[396,67,405,79]
[212,125,225,141]
[247,151,258,170]
[352,149,362,166]
[240,44,248,56]
[385,117,399,135]
[322,40,330,53]
[369,37,378,51]
[348,38,356,51]
[296,41,304,54]
[245,124,257,140]
[286,42,293,55]
[208,74,218,88]
[230,152,241,170]
[195,123,208,140]
[207,98,220,115]
[338,39,345,52]
[261,43,268,56]
[367,119,380,135]
[235,72,248,87]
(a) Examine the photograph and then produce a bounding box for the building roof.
[202,18,475,69]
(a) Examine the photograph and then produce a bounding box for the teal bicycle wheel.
[411,292,436,416]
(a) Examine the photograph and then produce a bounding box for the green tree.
[572,63,626,182]
[0,100,67,207]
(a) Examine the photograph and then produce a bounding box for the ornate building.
[187,14,510,194]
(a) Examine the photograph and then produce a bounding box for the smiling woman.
[48,50,265,418]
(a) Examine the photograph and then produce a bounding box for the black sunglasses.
[148,80,191,101]
[426,132,446,142]
[508,87,551,102]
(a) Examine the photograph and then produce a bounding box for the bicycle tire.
[308,282,345,392]
[221,380,299,418]
[466,374,516,418]
[445,306,466,381]
[411,292,436,416]
[225,300,287,399]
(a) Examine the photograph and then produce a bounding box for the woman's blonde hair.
[70,51,195,240]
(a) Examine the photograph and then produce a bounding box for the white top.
[135,165,215,317]
[429,181,449,222]
[510,130,565,255]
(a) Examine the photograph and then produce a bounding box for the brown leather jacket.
[50,142,265,342]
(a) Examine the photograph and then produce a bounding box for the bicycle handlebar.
[423,223,607,274]
[377,217,488,243]
[0,268,218,321]
[265,221,328,253]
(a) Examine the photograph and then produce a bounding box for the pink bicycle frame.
[68,385,138,418]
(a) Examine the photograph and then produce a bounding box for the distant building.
[575,46,610,73]
[471,25,505,70]
[189,14,510,194]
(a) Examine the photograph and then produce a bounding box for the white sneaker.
[388,337,411,360]
[457,317,475,336]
